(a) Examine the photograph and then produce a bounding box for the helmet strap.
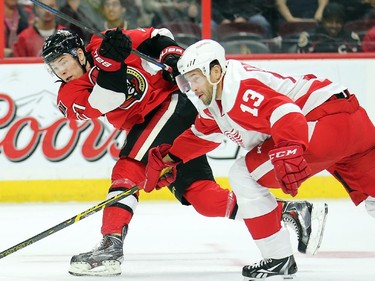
[206,70,224,108]
[77,50,90,74]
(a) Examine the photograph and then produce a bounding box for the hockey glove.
[95,28,132,72]
[268,142,311,197]
[144,144,180,193]
[159,46,184,84]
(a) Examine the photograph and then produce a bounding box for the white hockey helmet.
[177,39,227,77]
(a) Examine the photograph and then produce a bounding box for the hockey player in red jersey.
[42,29,327,277]
[144,39,375,280]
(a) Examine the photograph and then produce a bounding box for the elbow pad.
[96,63,128,97]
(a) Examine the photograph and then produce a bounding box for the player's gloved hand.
[95,28,132,72]
[143,144,180,193]
[268,142,311,197]
[159,46,184,84]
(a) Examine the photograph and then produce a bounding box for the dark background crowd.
[3,0,375,57]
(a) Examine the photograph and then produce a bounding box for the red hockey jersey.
[56,27,178,131]
[169,60,346,162]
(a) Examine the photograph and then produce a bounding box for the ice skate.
[68,226,127,276]
[242,255,297,281]
[282,200,328,254]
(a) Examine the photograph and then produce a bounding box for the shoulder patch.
[119,67,148,109]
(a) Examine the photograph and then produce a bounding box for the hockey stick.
[30,0,170,72]
[0,186,139,259]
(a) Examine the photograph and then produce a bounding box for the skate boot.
[281,200,328,254]
[242,255,297,281]
[68,226,127,276]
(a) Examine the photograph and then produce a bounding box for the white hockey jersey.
[169,60,347,163]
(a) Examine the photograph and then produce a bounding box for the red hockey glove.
[94,28,132,72]
[143,144,180,193]
[159,46,184,84]
[268,143,311,197]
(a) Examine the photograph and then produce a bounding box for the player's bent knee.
[111,157,146,188]
[229,157,265,197]
[184,180,235,217]
[229,157,276,218]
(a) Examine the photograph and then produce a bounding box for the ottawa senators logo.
[120,67,148,109]
[89,66,148,109]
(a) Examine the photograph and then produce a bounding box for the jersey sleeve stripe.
[269,103,303,127]
[89,84,126,114]
[191,125,224,143]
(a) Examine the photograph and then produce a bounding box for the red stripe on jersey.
[170,128,221,163]
[244,203,283,239]
[127,96,172,159]
[295,78,332,108]
[228,78,297,133]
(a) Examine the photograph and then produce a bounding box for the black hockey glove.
[95,28,132,72]
[159,46,184,84]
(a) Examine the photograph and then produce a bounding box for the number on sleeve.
[240,89,264,117]
[72,103,89,120]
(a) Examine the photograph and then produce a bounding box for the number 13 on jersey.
[240,89,264,117]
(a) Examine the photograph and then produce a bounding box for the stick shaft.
[30,0,169,71]
[0,186,139,259]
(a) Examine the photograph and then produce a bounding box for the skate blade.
[243,274,298,281]
[69,260,121,276]
[306,203,328,255]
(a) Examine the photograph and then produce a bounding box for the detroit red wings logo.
[224,129,245,147]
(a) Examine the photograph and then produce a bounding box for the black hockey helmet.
[42,29,85,64]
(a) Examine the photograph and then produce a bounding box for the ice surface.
[0,199,374,281]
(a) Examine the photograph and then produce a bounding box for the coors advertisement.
[0,64,126,181]
[0,64,241,182]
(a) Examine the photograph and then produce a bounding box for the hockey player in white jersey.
[144,39,375,280]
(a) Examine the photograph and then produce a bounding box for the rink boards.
[0,57,374,202]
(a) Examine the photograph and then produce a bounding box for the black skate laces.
[246,258,273,269]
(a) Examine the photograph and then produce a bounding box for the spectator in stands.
[362,26,375,51]
[18,0,36,25]
[143,0,199,27]
[101,0,127,29]
[276,0,329,24]
[59,0,102,44]
[4,0,30,57]
[12,0,65,57]
[101,0,144,29]
[212,0,273,38]
[296,2,361,53]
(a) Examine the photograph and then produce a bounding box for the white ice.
[0,199,374,281]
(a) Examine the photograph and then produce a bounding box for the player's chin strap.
[83,52,93,74]
[207,71,225,108]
